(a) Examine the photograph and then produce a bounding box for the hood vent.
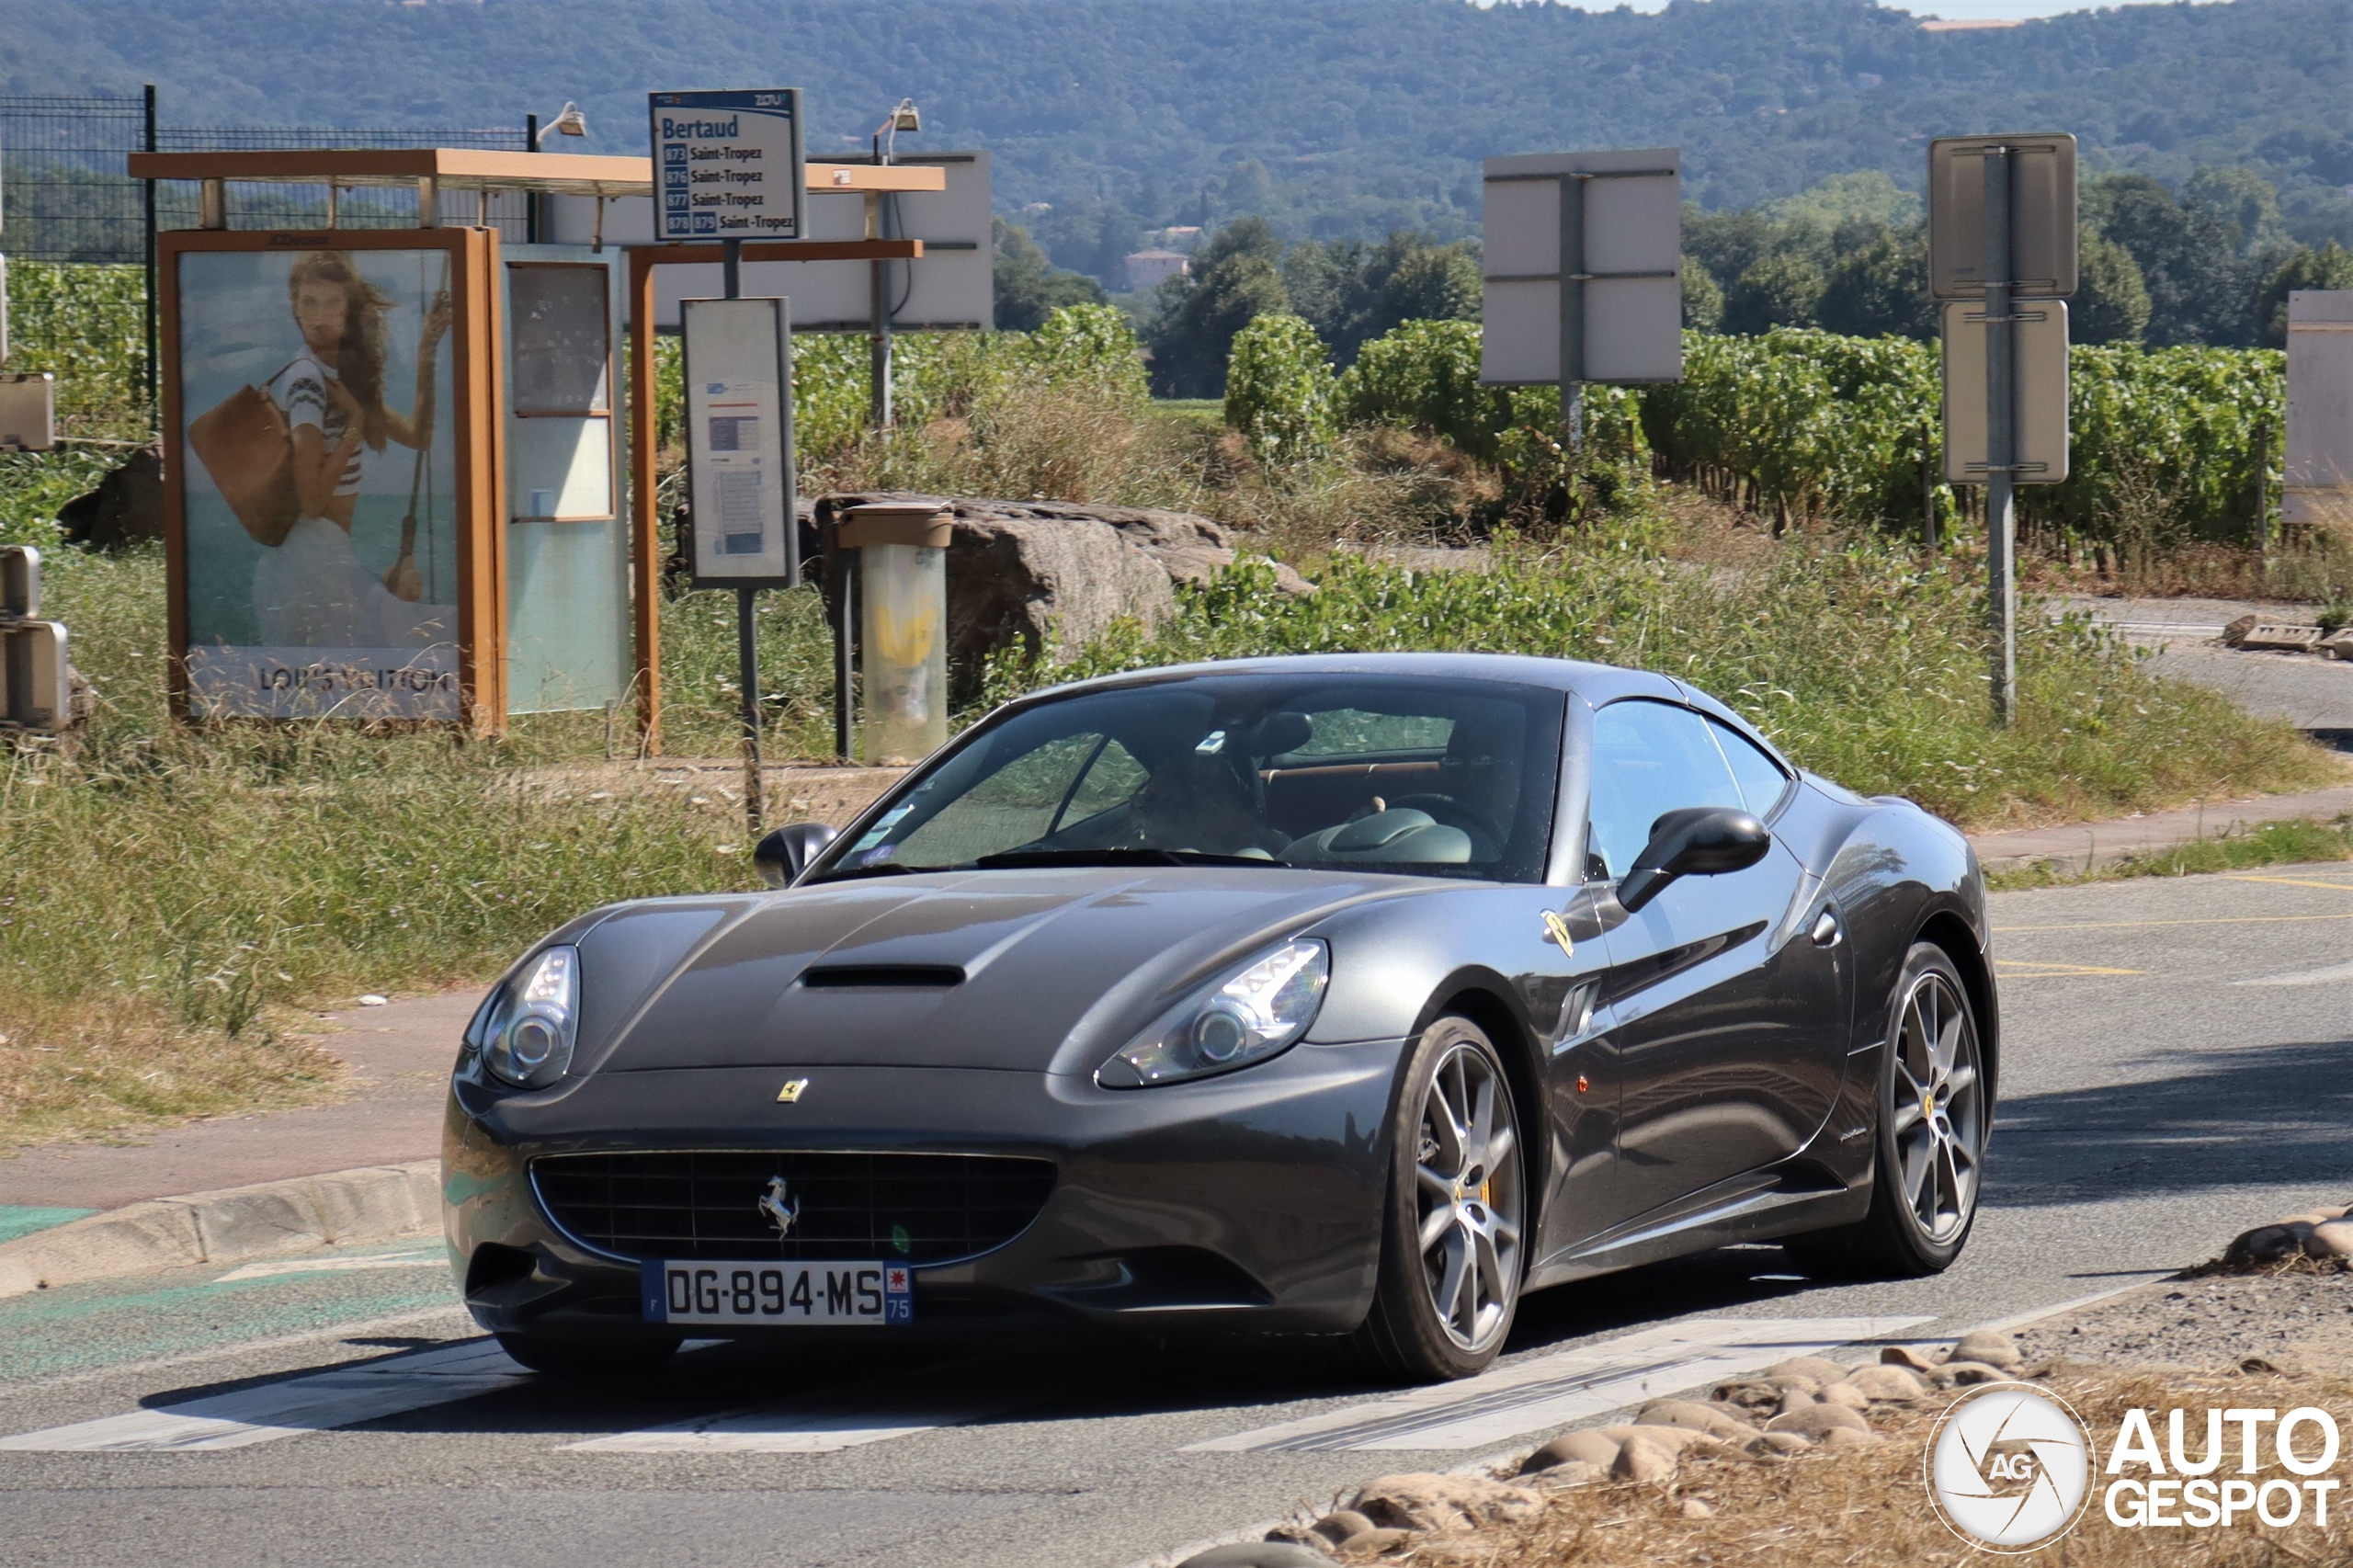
[800,963,966,990]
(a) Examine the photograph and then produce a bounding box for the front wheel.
[1356,1016,1527,1381]
[1785,942,1989,1279]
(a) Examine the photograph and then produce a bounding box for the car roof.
[1023,651,1682,707]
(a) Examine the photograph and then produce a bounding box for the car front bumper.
[440,1037,1404,1342]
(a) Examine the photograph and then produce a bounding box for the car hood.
[574,867,1409,1079]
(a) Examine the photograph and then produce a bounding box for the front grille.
[530,1151,1057,1266]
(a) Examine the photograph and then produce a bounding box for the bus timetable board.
[649,89,805,244]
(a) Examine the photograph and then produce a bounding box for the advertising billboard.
[163,229,500,722]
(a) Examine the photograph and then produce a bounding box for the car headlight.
[465,945,578,1089]
[1096,938,1329,1089]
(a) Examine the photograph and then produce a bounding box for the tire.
[494,1329,683,1380]
[1355,1016,1528,1381]
[1783,942,1989,1279]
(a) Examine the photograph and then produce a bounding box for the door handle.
[1810,908,1842,948]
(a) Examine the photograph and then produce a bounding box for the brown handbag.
[188,364,301,547]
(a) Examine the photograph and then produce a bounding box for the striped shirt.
[272,355,363,498]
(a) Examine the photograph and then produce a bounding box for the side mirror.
[1616,807,1769,913]
[754,823,839,889]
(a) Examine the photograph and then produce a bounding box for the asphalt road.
[2,862,2350,1568]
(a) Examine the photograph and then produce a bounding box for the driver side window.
[1586,700,1744,880]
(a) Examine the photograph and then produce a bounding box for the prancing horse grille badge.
[757,1176,802,1237]
[776,1077,810,1104]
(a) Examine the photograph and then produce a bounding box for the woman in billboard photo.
[254,251,450,645]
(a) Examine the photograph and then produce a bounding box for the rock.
[1637,1399,1756,1439]
[1260,1524,1336,1554]
[1766,1402,1871,1439]
[1749,1431,1813,1456]
[1951,1331,2022,1369]
[1347,1474,1543,1534]
[1847,1365,1927,1402]
[1180,1546,1333,1568]
[1520,1430,1621,1473]
[1945,1361,2014,1385]
[2322,629,2353,661]
[1311,1511,1378,1545]
[1774,1392,1818,1421]
[1333,1530,1412,1561]
[2222,613,2256,647]
[2226,1222,2314,1267]
[1821,1426,1884,1450]
[1766,1357,1852,1384]
[1598,1424,1715,1454]
[1817,1381,1871,1411]
[1768,1374,1822,1399]
[1881,1346,1943,1373]
[1529,1460,1608,1489]
[2306,1221,2353,1258]
[1680,1498,1717,1520]
[816,491,1313,698]
[57,446,165,551]
[1612,1433,1680,1482]
[1711,1379,1781,1412]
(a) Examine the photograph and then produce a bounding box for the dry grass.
[1449,1366,2353,1568]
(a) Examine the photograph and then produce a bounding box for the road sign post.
[1480,148,1683,459]
[1930,133,2077,728]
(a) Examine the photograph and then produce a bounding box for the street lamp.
[872,99,920,165]
[535,102,587,147]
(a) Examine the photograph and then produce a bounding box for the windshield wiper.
[972,847,1277,870]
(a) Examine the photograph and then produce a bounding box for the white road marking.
[1186,1315,1930,1453]
[212,1250,444,1282]
[2235,959,2353,988]
[0,1339,521,1452]
[567,1405,985,1454]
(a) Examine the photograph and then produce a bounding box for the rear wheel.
[1356,1016,1527,1381]
[494,1329,683,1380]
[1784,943,1987,1279]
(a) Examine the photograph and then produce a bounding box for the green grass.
[1986,814,2353,891]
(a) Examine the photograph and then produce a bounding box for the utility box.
[836,502,949,766]
[0,542,70,733]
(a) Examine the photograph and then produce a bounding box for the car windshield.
[813,673,1565,883]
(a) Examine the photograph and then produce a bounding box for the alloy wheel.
[1887,969,1984,1244]
[1411,1040,1524,1353]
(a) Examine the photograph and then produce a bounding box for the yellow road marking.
[1995,913,2353,933]
[2221,875,2353,892]
[1995,960,2146,977]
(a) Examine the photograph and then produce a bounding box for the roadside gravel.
[2013,1267,2353,1373]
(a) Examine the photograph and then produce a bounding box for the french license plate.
[642,1260,912,1325]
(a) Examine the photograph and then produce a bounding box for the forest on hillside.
[13,0,2349,286]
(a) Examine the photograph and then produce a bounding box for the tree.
[2256,242,2353,347]
[1378,246,1481,333]
[1682,258,1724,332]
[1284,231,1480,363]
[1723,254,1824,335]
[2074,229,2153,346]
[1142,217,1290,396]
[1815,225,1933,339]
[2083,175,2257,347]
[992,219,1110,332]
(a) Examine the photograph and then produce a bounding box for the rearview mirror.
[754,823,839,889]
[1616,807,1769,913]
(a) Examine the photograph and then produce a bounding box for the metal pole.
[722,237,765,834]
[1559,172,1586,466]
[142,85,157,410]
[866,190,892,430]
[835,551,857,764]
[2255,421,2272,568]
[1983,147,2018,728]
[1922,426,1938,553]
[524,114,540,244]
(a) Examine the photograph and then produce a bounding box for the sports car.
[443,653,1995,1381]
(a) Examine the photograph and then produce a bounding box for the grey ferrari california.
[444,653,1995,1381]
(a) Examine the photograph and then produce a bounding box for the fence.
[3,90,536,402]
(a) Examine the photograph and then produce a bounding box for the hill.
[6,0,2347,283]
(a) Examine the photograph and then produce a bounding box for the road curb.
[0,1161,439,1299]
[1967,784,2353,876]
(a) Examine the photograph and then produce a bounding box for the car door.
[1586,699,1847,1222]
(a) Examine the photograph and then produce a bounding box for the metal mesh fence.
[2,94,535,264]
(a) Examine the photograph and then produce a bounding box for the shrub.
[1222,313,1337,469]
